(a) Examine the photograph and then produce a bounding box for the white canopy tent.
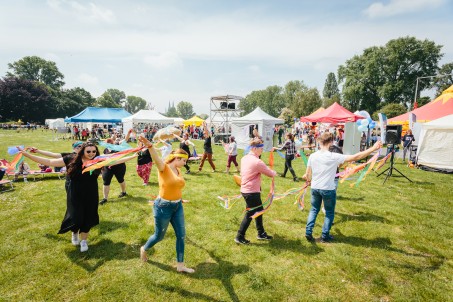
[230,107,284,152]
[416,114,453,172]
[170,117,184,126]
[121,110,174,133]
[45,118,65,129]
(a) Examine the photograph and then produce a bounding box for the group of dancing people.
[17,127,381,274]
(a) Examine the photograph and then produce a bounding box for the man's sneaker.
[118,192,127,198]
[185,170,191,174]
[99,198,108,205]
[234,237,250,245]
[80,240,88,252]
[257,232,273,240]
[293,177,299,182]
[320,235,334,243]
[279,174,286,178]
[305,234,315,242]
[71,232,79,245]
[23,178,28,183]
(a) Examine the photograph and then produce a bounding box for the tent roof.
[122,110,173,123]
[422,113,453,129]
[389,85,453,123]
[310,107,325,115]
[300,102,364,123]
[231,107,284,123]
[65,107,131,123]
[183,116,204,126]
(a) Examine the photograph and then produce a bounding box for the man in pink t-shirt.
[235,138,277,245]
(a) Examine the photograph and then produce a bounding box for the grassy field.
[0,129,452,302]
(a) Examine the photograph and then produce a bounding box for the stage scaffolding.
[209,95,243,143]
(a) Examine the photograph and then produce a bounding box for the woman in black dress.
[21,142,135,252]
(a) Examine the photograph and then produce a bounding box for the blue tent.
[65,107,131,123]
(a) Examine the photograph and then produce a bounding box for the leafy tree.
[6,56,65,90]
[177,101,195,119]
[339,37,443,113]
[290,87,322,117]
[432,62,453,95]
[323,72,340,99]
[372,103,407,120]
[95,89,125,108]
[240,85,285,117]
[417,96,431,107]
[283,80,305,108]
[199,113,209,120]
[322,94,341,108]
[55,87,95,117]
[124,95,147,114]
[278,107,295,125]
[0,77,52,122]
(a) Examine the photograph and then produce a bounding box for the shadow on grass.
[103,195,150,204]
[336,195,365,202]
[97,220,130,235]
[64,239,136,272]
[146,238,249,302]
[265,235,324,255]
[333,230,446,267]
[335,211,390,224]
[146,281,227,302]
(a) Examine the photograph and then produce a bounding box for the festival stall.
[65,107,131,123]
[300,102,364,123]
[230,107,284,152]
[45,118,65,129]
[299,102,365,154]
[121,110,174,134]
[183,116,204,127]
[416,114,453,173]
[389,85,453,124]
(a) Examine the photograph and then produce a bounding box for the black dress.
[58,156,101,234]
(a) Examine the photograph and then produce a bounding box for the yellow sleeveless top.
[158,164,185,200]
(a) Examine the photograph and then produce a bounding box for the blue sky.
[1,0,452,115]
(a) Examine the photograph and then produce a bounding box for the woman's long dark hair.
[67,142,100,177]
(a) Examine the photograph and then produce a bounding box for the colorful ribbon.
[82,146,142,173]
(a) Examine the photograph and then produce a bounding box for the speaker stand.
[376,145,412,184]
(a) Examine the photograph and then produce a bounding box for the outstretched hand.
[138,136,153,148]
[373,141,383,150]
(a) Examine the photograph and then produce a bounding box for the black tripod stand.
[376,145,412,184]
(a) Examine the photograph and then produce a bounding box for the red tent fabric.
[388,85,453,123]
[300,102,364,123]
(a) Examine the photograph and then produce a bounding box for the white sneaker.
[24,178,28,183]
[71,232,79,245]
[80,240,88,252]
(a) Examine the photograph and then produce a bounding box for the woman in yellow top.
[138,136,194,273]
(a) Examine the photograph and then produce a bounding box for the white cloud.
[46,0,116,24]
[363,0,446,18]
[78,73,99,85]
[248,65,260,72]
[143,52,183,70]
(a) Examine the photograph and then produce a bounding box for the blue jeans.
[144,198,186,262]
[306,189,336,238]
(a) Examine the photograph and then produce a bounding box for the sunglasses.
[85,150,96,154]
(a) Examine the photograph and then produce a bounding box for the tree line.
[0,56,198,123]
[1,36,452,123]
[240,36,452,123]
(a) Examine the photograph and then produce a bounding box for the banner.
[409,113,416,130]
[378,113,387,143]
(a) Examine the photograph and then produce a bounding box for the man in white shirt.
[303,132,382,242]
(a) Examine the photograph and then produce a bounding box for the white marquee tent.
[416,114,453,172]
[122,110,174,133]
[45,118,65,129]
[230,107,284,152]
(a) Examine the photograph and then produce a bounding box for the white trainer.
[80,240,88,252]
[71,232,79,245]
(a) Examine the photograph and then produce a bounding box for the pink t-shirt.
[240,153,276,193]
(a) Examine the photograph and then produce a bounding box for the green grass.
[0,129,452,301]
